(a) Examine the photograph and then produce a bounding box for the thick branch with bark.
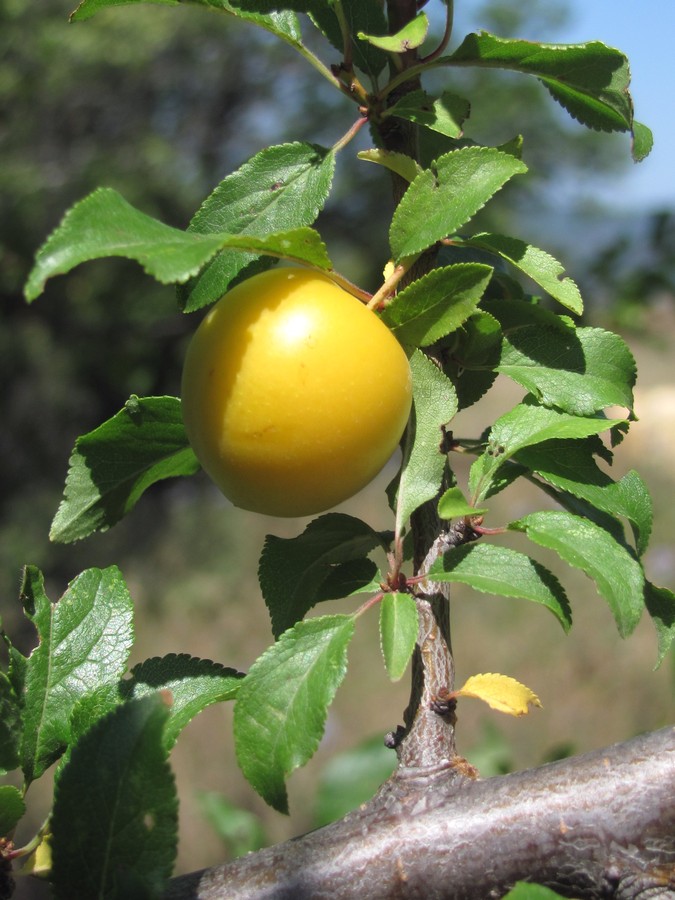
[166,726,675,899]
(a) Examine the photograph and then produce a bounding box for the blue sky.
[559,1,675,211]
[453,1,675,213]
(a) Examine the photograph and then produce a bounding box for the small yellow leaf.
[382,259,396,281]
[456,673,542,717]
[21,833,52,878]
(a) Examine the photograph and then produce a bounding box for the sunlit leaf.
[499,330,635,416]
[379,592,418,681]
[358,149,422,184]
[469,398,627,502]
[631,121,654,162]
[234,615,355,813]
[72,0,304,55]
[395,351,458,532]
[516,441,652,555]
[429,543,571,630]
[21,832,52,878]
[437,486,487,521]
[20,566,134,784]
[358,12,428,52]
[179,141,335,310]
[381,264,492,347]
[504,881,567,899]
[228,0,388,76]
[460,233,583,314]
[50,397,198,543]
[25,187,331,304]
[446,34,634,132]
[387,90,470,138]
[390,147,527,261]
[510,510,645,637]
[485,300,636,415]
[122,655,244,749]
[456,673,542,716]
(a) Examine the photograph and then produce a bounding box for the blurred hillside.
[2,0,674,894]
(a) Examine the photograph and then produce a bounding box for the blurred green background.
[2,0,674,893]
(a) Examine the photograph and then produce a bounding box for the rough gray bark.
[165,726,675,899]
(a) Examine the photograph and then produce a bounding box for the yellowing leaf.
[382,259,396,281]
[22,833,52,878]
[456,673,542,716]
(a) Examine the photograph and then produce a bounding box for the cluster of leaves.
[3,0,675,895]
[0,565,242,897]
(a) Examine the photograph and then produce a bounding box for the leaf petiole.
[366,257,417,310]
[331,115,370,155]
[354,591,385,618]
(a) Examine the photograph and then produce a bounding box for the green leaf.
[318,558,380,600]
[203,2,303,48]
[387,90,470,138]
[381,264,492,347]
[447,34,634,133]
[395,351,458,532]
[51,696,177,900]
[20,566,134,785]
[122,655,244,750]
[645,583,675,667]
[437,486,488,520]
[509,511,644,637]
[498,326,636,415]
[242,0,390,78]
[179,142,335,311]
[379,592,418,681]
[25,186,332,304]
[68,683,124,747]
[313,735,396,827]
[469,398,627,502]
[259,514,390,638]
[444,310,501,410]
[71,0,177,18]
[24,189,222,301]
[429,543,571,630]
[0,785,25,836]
[233,615,355,813]
[197,793,267,858]
[390,147,527,262]
[358,12,428,52]
[504,883,567,900]
[50,396,198,543]
[1,628,27,727]
[339,0,389,77]
[484,299,637,415]
[461,233,583,314]
[631,121,654,162]
[358,149,422,184]
[235,0,389,78]
[516,441,652,556]
[0,671,22,774]
[71,0,304,53]
[233,227,331,267]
